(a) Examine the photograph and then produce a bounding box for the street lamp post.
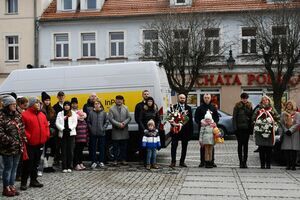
[227,48,235,70]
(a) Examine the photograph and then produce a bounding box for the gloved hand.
[63,128,71,133]
[285,130,292,136]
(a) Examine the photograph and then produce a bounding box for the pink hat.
[76,110,87,120]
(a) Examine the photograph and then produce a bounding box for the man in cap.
[20,97,50,190]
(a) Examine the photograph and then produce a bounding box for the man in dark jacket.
[169,94,193,168]
[194,94,219,167]
[134,90,150,162]
[52,91,65,115]
[21,97,50,191]
[83,93,97,117]
[232,93,253,168]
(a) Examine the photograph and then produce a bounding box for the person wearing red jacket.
[20,97,50,191]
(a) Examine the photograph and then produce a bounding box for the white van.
[0,61,172,158]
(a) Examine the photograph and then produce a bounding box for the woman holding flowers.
[280,100,300,170]
[252,95,279,169]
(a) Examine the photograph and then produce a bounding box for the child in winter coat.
[199,111,216,168]
[74,110,88,170]
[142,119,161,170]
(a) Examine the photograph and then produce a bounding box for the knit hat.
[28,96,39,107]
[1,95,16,107]
[10,92,17,99]
[71,97,78,104]
[204,110,213,122]
[147,119,155,127]
[41,91,51,102]
[63,101,71,107]
[76,110,87,121]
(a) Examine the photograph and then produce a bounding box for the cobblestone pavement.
[1,137,299,199]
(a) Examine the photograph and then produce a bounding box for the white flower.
[266,117,272,123]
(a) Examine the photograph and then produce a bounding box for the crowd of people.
[0,90,299,197]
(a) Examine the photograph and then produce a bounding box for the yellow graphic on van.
[47,91,142,112]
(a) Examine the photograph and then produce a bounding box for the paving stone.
[243,182,300,189]
[180,188,240,196]
[246,189,300,198]
[0,140,298,199]
[183,181,237,188]
[178,195,243,200]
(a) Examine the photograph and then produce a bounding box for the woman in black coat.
[138,97,161,132]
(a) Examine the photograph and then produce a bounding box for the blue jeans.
[146,148,157,165]
[90,135,106,163]
[113,140,128,161]
[2,154,20,187]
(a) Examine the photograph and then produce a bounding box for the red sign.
[197,73,300,86]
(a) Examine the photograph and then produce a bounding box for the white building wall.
[39,13,263,68]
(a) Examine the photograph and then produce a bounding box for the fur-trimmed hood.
[143,103,158,111]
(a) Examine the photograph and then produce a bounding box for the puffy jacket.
[87,109,108,136]
[0,109,26,156]
[199,120,215,145]
[232,101,253,130]
[56,110,78,138]
[22,107,50,146]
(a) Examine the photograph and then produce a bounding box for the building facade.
[0,0,51,84]
[39,0,300,114]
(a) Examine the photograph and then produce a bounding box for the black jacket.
[173,104,193,140]
[134,101,146,130]
[138,105,160,131]
[83,100,94,117]
[53,102,63,115]
[194,103,219,130]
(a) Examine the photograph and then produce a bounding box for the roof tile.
[40,0,300,21]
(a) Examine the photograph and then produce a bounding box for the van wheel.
[106,143,119,161]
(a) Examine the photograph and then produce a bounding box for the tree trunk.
[272,91,283,114]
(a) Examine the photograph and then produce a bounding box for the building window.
[6,0,18,14]
[174,29,189,55]
[87,0,96,9]
[109,32,124,57]
[272,26,287,53]
[81,33,96,57]
[143,30,158,57]
[62,0,72,10]
[6,36,19,61]
[241,27,257,54]
[54,34,69,58]
[176,0,186,4]
[205,28,220,55]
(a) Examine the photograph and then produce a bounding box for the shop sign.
[197,73,300,86]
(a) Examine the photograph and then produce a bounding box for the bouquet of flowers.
[254,117,276,138]
[165,105,189,134]
[213,127,224,144]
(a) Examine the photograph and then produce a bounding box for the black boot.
[206,161,213,168]
[29,180,44,188]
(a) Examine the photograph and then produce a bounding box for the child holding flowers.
[199,111,218,168]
